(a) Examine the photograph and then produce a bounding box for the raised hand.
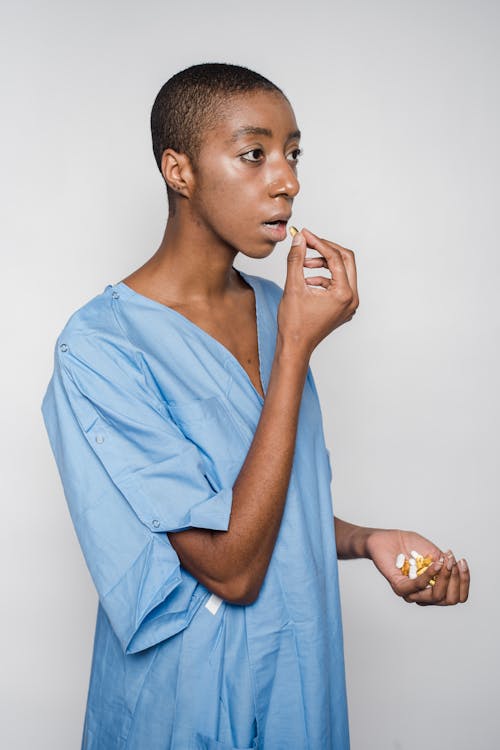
[277,227,359,357]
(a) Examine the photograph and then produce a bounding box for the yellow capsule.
[416,564,431,576]
[289,225,299,237]
[401,560,410,577]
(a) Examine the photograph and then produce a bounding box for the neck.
[125,204,241,305]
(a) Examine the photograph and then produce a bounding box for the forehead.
[204,90,300,149]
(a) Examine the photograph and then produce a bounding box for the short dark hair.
[150,62,285,190]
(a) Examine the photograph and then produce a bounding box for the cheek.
[200,175,261,225]
[202,158,262,202]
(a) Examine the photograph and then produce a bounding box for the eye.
[241,148,265,163]
[287,147,303,164]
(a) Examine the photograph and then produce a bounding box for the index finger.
[301,228,351,292]
[320,238,358,302]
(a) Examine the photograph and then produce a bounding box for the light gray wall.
[1,1,498,748]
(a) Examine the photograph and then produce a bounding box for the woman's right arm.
[167,228,359,604]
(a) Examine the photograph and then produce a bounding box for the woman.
[42,62,469,749]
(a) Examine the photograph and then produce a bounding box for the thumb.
[285,229,306,290]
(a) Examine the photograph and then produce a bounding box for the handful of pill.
[395,550,436,586]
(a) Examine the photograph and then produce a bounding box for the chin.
[239,244,277,261]
[241,235,282,258]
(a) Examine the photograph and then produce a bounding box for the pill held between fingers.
[395,553,405,569]
[289,225,299,237]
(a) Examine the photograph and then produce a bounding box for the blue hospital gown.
[41,269,350,749]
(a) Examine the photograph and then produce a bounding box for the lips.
[263,214,291,224]
[262,219,287,227]
[262,220,288,241]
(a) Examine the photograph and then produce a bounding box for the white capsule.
[395,553,405,569]
[409,557,417,568]
[409,568,418,580]
[410,550,421,560]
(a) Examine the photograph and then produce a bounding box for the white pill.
[409,568,418,580]
[410,550,421,560]
[395,553,405,569]
[409,558,417,567]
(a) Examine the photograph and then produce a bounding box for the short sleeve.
[41,330,234,654]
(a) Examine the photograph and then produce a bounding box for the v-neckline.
[114,268,265,404]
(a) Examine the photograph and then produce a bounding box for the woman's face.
[189,90,302,259]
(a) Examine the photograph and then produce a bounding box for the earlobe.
[161,149,193,197]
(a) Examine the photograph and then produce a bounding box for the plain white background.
[1,1,498,748]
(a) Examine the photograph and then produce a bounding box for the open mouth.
[263,220,287,228]
[261,220,288,241]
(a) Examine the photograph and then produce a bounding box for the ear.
[161,149,194,198]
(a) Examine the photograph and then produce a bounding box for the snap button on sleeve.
[59,343,68,352]
[152,519,160,528]
[112,291,120,299]
[95,434,105,444]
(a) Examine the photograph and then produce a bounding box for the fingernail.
[434,559,444,571]
[459,558,468,572]
[446,555,456,571]
[291,231,302,246]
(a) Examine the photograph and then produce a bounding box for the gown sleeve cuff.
[185,486,233,532]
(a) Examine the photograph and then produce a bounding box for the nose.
[267,159,300,199]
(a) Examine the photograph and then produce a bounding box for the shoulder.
[58,284,120,338]
[46,285,170,419]
[54,284,138,378]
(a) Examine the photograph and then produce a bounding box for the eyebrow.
[227,126,301,143]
